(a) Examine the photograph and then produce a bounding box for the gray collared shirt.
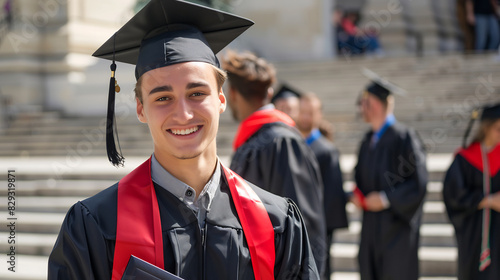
[151,154,221,228]
[259,103,275,111]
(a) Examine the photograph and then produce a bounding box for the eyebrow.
[148,81,211,95]
[149,85,173,95]
[186,82,210,90]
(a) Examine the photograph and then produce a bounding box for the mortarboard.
[462,102,500,148]
[92,0,253,166]
[481,103,500,121]
[271,84,302,104]
[361,68,407,100]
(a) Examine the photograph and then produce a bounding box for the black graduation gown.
[309,135,348,231]
[354,122,428,280]
[443,145,500,280]
[230,122,327,276]
[48,172,320,280]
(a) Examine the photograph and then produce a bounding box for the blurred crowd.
[334,0,500,56]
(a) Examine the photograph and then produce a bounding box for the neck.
[154,147,218,196]
[483,138,498,150]
[299,127,314,138]
[370,113,389,132]
[239,100,268,121]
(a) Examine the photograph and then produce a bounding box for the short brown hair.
[134,64,227,103]
[221,50,276,102]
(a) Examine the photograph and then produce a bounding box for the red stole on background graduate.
[233,108,296,151]
[111,157,275,279]
[458,142,500,271]
[458,142,500,177]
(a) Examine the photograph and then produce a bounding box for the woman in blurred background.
[443,103,500,279]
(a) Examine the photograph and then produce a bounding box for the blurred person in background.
[297,92,348,280]
[336,9,383,56]
[466,0,500,51]
[222,50,327,277]
[443,103,500,279]
[457,0,476,51]
[351,74,427,280]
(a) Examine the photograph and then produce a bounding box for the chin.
[170,149,204,160]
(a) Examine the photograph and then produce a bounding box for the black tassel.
[106,33,124,167]
[462,109,479,148]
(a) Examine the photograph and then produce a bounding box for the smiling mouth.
[168,126,201,136]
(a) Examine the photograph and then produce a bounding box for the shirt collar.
[150,154,220,212]
[305,128,322,146]
[373,114,396,138]
[258,103,275,111]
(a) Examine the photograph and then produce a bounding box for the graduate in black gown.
[221,51,327,277]
[297,92,348,279]
[48,1,319,279]
[443,103,500,280]
[351,73,427,280]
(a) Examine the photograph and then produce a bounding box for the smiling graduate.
[47,1,319,279]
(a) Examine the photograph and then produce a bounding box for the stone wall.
[0,0,136,117]
[230,0,335,61]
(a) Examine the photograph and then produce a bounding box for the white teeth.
[171,126,199,135]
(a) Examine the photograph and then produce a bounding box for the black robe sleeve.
[384,129,428,224]
[443,155,485,229]
[313,140,348,230]
[48,202,114,280]
[274,199,320,279]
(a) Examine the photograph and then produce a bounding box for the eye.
[156,96,170,102]
[191,92,205,97]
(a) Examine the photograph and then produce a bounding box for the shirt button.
[185,189,193,197]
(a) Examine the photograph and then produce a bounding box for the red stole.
[457,142,500,177]
[111,157,275,279]
[233,108,295,151]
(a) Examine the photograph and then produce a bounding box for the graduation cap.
[92,0,254,166]
[271,84,302,104]
[361,68,407,100]
[463,102,500,148]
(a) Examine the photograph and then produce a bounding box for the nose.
[171,98,194,124]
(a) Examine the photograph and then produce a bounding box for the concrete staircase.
[1,53,499,158]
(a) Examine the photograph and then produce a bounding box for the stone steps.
[335,222,455,247]
[2,53,499,157]
[0,255,47,280]
[331,243,457,276]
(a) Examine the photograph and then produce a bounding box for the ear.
[136,98,147,123]
[219,89,227,114]
[266,87,274,102]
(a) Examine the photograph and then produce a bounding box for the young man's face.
[486,119,500,147]
[136,62,226,161]
[297,98,321,134]
[359,93,382,123]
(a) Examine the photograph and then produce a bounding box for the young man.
[297,92,348,279]
[222,51,327,277]
[48,1,319,279]
[352,77,428,280]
